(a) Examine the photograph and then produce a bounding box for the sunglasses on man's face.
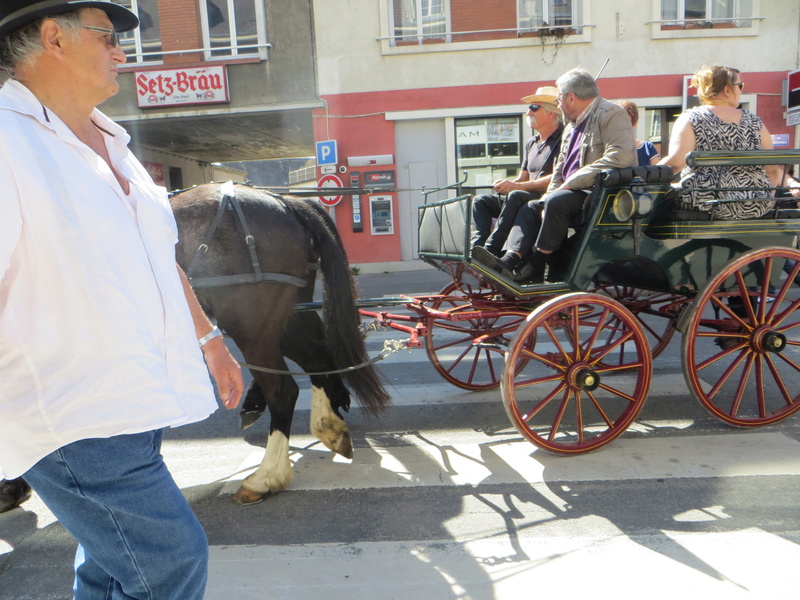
[528,104,542,112]
[82,25,120,48]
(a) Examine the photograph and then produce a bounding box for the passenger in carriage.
[658,65,781,219]
[616,100,660,166]
[470,86,564,270]
[475,68,636,283]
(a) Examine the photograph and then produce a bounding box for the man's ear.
[40,19,65,54]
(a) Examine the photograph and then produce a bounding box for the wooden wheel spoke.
[695,340,748,370]
[709,293,752,330]
[764,353,797,407]
[772,297,800,329]
[588,328,635,366]
[548,389,572,442]
[521,382,567,423]
[729,352,756,417]
[586,390,615,428]
[705,347,750,401]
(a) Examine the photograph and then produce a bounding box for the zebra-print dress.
[675,106,773,220]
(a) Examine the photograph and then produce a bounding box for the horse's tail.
[287,198,391,414]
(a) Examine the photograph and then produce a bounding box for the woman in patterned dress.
[659,65,781,220]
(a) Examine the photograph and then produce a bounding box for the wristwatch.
[198,326,222,347]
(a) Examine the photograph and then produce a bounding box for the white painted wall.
[312,0,799,95]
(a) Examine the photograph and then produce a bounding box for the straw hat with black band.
[521,86,559,106]
[0,0,138,40]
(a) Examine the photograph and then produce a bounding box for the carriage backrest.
[418,194,472,261]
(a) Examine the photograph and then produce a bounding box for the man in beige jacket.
[512,67,636,282]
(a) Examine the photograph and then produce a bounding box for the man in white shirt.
[0,2,244,598]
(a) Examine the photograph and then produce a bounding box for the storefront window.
[455,116,521,193]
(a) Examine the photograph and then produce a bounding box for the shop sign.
[364,170,395,188]
[136,66,229,108]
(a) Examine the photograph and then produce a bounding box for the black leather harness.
[185,181,310,289]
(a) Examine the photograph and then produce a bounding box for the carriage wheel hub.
[569,365,600,391]
[756,329,786,353]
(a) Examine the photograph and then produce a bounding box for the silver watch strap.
[198,326,222,347]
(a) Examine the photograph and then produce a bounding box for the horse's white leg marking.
[310,385,351,457]
[242,430,293,493]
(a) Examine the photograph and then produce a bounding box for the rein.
[238,339,409,376]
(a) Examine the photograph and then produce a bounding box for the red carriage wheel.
[426,305,530,391]
[682,247,800,427]
[425,281,529,390]
[501,292,652,454]
[590,283,682,360]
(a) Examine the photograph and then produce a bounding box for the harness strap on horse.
[186,181,307,289]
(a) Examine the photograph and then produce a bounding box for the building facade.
[1,1,797,268]
[311,0,800,266]
[0,0,320,189]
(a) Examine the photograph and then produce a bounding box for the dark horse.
[171,183,391,504]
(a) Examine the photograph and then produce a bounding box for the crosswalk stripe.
[207,529,800,599]
[219,431,800,495]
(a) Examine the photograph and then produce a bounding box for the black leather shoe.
[512,262,543,284]
[471,246,513,278]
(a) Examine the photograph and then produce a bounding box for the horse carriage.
[162,148,800,504]
[359,149,800,455]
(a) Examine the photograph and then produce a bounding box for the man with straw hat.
[0,2,243,597]
[470,85,563,273]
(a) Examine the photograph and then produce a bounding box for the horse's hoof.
[239,410,263,430]
[233,485,269,506]
[336,433,354,460]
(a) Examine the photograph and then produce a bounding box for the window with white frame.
[391,0,448,44]
[200,0,268,60]
[115,0,162,63]
[518,0,584,31]
[660,0,753,28]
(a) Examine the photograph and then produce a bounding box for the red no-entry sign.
[317,174,344,207]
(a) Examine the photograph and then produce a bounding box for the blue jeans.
[23,431,207,600]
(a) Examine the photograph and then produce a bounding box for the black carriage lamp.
[612,177,653,255]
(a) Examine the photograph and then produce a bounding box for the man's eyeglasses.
[733,81,745,90]
[528,104,542,112]
[83,25,120,48]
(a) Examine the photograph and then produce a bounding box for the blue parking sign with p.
[316,140,338,166]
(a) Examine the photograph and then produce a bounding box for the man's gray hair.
[540,103,562,119]
[556,68,599,100]
[0,12,82,74]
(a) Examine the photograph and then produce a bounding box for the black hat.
[0,0,139,40]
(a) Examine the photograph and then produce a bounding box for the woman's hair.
[556,68,599,100]
[615,100,639,126]
[691,65,741,104]
[0,12,82,74]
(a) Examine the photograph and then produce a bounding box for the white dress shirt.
[0,80,218,479]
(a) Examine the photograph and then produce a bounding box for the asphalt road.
[5,266,800,599]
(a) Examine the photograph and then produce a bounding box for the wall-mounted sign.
[136,66,229,108]
[364,170,395,188]
[317,174,344,207]
[347,155,393,167]
[788,70,800,127]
